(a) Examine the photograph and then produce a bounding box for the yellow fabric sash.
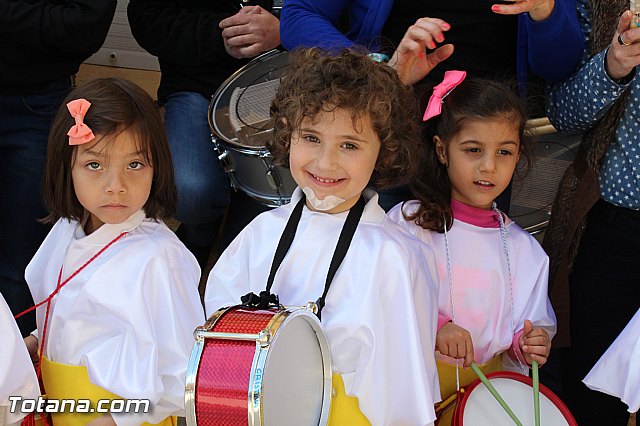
[434,356,502,426]
[40,356,176,426]
[328,373,370,425]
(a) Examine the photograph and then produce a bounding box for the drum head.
[458,373,576,425]
[510,130,581,238]
[261,310,330,425]
[209,49,289,151]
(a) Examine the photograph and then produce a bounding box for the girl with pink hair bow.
[20,77,204,426]
[388,72,557,425]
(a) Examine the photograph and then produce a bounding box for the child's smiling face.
[72,129,153,234]
[289,108,381,214]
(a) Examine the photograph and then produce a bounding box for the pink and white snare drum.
[452,371,577,425]
[185,304,331,426]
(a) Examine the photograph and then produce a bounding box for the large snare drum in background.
[209,49,296,207]
[510,118,581,238]
[452,371,577,425]
[185,304,331,426]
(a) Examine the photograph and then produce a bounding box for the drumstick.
[532,360,541,426]
[470,363,524,426]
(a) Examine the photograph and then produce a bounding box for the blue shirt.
[547,0,640,209]
[280,0,584,92]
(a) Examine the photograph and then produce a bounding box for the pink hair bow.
[423,70,467,121]
[66,98,95,145]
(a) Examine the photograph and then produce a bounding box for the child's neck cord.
[14,231,127,426]
[442,201,526,391]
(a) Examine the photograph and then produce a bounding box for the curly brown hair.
[405,77,534,232]
[269,47,421,190]
[42,77,176,224]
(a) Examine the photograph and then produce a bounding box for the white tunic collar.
[73,210,146,244]
[288,187,386,225]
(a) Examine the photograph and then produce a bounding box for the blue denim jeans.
[164,92,230,247]
[0,78,71,336]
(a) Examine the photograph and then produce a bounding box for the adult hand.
[389,17,454,86]
[436,322,475,368]
[220,6,280,59]
[519,319,551,366]
[491,0,556,22]
[606,10,640,80]
[389,18,453,84]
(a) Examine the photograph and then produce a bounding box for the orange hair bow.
[66,98,95,145]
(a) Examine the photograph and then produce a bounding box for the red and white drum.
[185,304,331,426]
[452,371,577,425]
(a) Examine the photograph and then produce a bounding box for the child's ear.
[433,136,448,166]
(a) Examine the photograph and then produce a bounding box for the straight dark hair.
[42,77,176,223]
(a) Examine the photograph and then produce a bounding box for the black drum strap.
[260,195,366,319]
[265,196,306,292]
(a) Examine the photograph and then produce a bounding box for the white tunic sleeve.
[204,224,257,314]
[583,308,640,413]
[111,252,205,426]
[0,294,39,425]
[339,236,440,425]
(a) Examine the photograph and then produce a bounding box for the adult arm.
[280,0,392,50]
[524,0,585,82]
[546,1,637,134]
[127,0,232,67]
[280,0,351,49]
[0,0,116,55]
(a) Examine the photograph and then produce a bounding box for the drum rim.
[455,371,577,425]
[257,307,332,426]
[207,49,288,151]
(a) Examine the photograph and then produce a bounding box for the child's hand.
[86,414,116,426]
[519,319,551,366]
[23,335,39,364]
[436,322,475,367]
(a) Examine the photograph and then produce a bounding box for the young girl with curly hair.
[204,47,441,425]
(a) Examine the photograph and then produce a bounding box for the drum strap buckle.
[241,290,280,309]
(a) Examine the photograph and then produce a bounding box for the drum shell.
[185,305,331,426]
[209,50,295,207]
[213,142,297,207]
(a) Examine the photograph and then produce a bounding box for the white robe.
[583,307,640,413]
[389,201,556,371]
[0,293,39,425]
[204,188,440,426]
[25,210,204,426]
